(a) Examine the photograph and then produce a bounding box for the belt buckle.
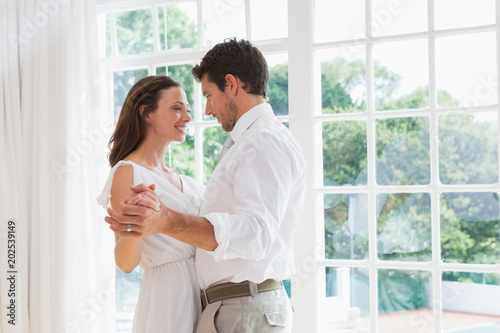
[201,289,209,307]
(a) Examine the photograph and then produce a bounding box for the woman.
[97,76,202,332]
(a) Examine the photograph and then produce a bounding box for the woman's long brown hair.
[108,76,180,167]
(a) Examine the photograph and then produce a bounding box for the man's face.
[201,74,238,132]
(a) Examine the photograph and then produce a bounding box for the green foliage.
[323,121,367,186]
[321,58,365,112]
[158,6,197,50]
[378,86,428,111]
[377,193,432,262]
[442,272,500,285]
[440,192,500,265]
[438,114,498,185]
[115,10,154,55]
[324,194,369,260]
[168,133,195,178]
[202,127,229,184]
[267,63,288,115]
[376,117,430,185]
[378,270,431,314]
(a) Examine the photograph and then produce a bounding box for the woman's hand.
[105,183,165,238]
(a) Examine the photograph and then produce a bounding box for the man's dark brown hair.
[192,38,269,98]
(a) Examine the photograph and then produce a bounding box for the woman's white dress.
[97,160,203,333]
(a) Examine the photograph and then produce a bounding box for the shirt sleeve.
[203,131,298,261]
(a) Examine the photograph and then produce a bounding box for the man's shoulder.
[248,114,293,140]
[243,117,305,163]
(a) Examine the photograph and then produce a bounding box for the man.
[106,38,306,332]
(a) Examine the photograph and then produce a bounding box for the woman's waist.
[140,254,195,270]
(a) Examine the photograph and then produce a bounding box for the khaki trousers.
[196,285,293,333]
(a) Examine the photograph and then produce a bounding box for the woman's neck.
[126,136,171,170]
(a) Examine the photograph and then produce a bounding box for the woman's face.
[145,87,192,143]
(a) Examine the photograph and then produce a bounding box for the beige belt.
[201,279,282,308]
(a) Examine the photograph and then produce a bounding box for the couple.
[97,39,306,332]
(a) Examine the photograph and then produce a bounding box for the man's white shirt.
[196,102,306,289]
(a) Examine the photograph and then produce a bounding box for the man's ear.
[225,74,238,96]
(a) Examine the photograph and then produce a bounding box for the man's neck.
[235,96,266,123]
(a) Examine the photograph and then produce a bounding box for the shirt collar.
[230,102,273,143]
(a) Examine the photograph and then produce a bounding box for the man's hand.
[105,183,165,238]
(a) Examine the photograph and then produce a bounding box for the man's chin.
[221,124,234,132]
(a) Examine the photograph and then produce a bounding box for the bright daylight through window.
[97,0,500,332]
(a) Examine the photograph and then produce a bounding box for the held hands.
[105,184,166,238]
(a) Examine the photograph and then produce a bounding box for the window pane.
[376,117,430,185]
[323,121,367,186]
[267,54,289,116]
[377,193,432,262]
[378,269,434,332]
[372,0,427,36]
[202,0,246,46]
[203,126,229,184]
[314,0,365,43]
[438,112,499,185]
[442,272,500,332]
[113,69,149,123]
[321,267,370,331]
[168,64,195,108]
[250,0,287,40]
[167,128,195,178]
[373,39,428,111]
[324,194,368,260]
[116,267,142,331]
[115,9,154,55]
[202,95,211,121]
[156,66,167,76]
[435,0,496,30]
[436,32,497,108]
[318,47,366,114]
[158,2,198,51]
[440,192,500,265]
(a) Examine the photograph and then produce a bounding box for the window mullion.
[365,0,380,332]
[152,6,160,53]
[196,0,204,47]
[109,12,118,57]
[244,0,252,40]
[288,0,318,331]
[497,0,500,190]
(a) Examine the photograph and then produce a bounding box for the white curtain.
[0,0,115,332]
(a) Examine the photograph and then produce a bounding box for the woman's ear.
[139,105,146,117]
[140,105,153,124]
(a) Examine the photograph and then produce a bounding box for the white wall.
[442,281,500,316]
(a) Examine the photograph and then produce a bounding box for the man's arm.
[105,184,218,251]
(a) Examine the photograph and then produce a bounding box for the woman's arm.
[110,165,142,273]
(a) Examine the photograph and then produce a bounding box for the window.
[311,0,500,331]
[98,0,500,332]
